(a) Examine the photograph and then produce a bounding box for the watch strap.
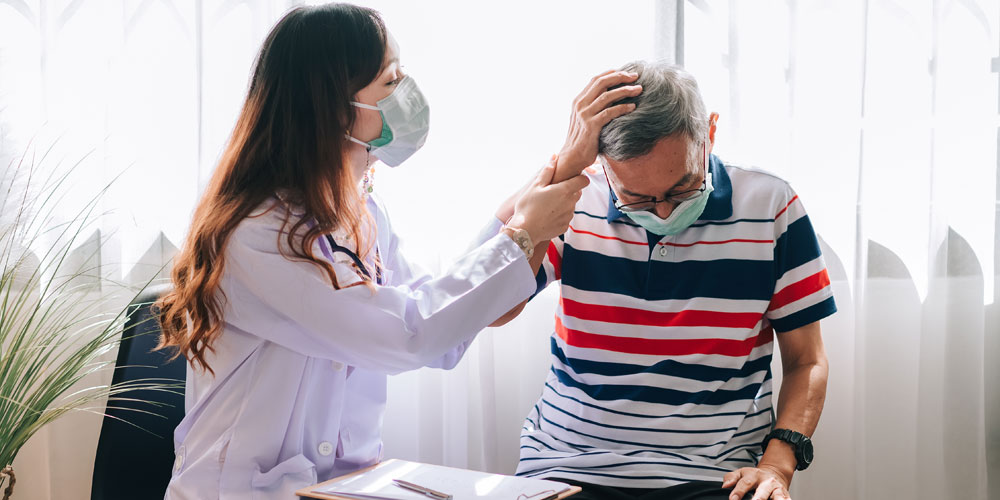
[504,226,534,260]
[763,428,812,471]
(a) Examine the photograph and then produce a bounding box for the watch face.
[800,438,814,465]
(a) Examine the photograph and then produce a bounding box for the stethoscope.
[324,234,384,286]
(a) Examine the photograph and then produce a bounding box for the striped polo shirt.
[514,154,837,488]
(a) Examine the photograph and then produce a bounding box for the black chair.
[91,285,186,500]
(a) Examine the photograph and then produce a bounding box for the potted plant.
[0,144,180,500]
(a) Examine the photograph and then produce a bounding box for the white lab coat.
[163,194,533,500]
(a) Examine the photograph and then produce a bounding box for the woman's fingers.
[553,173,590,194]
[535,161,557,186]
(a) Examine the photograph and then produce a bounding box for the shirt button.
[174,448,184,472]
[659,246,668,257]
[318,441,335,456]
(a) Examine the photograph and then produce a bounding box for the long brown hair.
[156,4,387,373]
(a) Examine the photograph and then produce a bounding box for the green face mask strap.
[349,101,394,149]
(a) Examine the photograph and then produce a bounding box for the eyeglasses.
[605,142,709,214]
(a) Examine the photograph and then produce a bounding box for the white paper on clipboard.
[313,460,571,500]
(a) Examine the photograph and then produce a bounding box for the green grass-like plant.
[0,143,182,499]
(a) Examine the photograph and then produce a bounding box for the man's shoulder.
[718,160,796,214]
[721,160,792,191]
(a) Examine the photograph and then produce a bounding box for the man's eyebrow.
[621,172,696,199]
[666,172,696,193]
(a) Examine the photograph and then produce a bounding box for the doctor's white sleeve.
[220,220,536,375]
[377,215,507,370]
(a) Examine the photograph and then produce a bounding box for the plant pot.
[1,465,14,500]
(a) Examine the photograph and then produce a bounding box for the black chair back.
[91,285,186,500]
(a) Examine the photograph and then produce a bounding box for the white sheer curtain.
[677,2,997,499]
[0,1,996,500]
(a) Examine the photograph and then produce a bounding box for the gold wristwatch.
[504,226,534,260]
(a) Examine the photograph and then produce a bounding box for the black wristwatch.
[762,428,814,471]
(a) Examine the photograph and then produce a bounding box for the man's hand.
[723,465,792,500]
[553,70,642,183]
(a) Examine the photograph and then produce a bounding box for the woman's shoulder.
[235,198,289,242]
[231,196,356,257]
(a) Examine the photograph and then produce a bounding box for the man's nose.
[654,203,675,220]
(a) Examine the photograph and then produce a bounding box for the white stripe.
[767,285,834,320]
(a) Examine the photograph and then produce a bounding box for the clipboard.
[296,459,581,500]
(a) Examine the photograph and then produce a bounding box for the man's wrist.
[758,440,797,481]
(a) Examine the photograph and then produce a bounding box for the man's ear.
[707,112,719,153]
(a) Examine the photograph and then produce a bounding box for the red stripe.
[774,195,799,220]
[657,238,773,248]
[554,316,773,357]
[769,269,831,311]
[546,242,562,280]
[568,225,646,246]
[561,297,761,329]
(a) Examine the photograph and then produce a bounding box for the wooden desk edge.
[295,460,582,499]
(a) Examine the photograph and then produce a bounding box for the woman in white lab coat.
[156,3,640,499]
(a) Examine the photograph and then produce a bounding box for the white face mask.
[346,76,430,167]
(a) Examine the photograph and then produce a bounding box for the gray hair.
[598,61,708,162]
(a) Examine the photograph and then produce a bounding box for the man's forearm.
[758,358,829,480]
[489,240,549,327]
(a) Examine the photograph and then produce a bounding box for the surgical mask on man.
[625,171,714,236]
[346,75,430,167]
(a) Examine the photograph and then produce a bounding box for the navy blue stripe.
[716,442,763,460]
[689,218,775,228]
[520,438,764,465]
[574,210,641,227]
[519,450,615,462]
[518,468,699,482]
[730,421,772,439]
[518,459,730,477]
[525,421,597,452]
[538,411,729,451]
[534,265,550,296]
[519,445,757,464]
[541,399,741,435]
[773,215,822,276]
[520,445,542,453]
[733,422,772,438]
[768,296,837,333]
[553,367,763,407]
[560,244,774,301]
[551,337,772,383]
[522,434,561,452]
[543,382,757,420]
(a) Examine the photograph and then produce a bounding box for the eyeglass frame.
[604,140,709,214]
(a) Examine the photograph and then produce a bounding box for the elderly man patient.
[496,62,835,500]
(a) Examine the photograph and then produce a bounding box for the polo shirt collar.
[606,153,733,223]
